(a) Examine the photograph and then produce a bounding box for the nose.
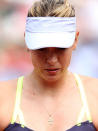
[45,47,58,65]
[46,55,58,65]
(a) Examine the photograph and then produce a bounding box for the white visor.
[25,17,76,50]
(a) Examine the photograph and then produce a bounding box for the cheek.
[30,53,38,66]
[30,53,44,67]
[60,51,72,67]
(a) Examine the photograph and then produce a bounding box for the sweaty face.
[29,47,74,82]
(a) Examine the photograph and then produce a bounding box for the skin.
[0,31,98,131]
[25,31,79,93]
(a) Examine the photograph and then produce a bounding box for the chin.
[38,68,67,82]
[41,74,62,82]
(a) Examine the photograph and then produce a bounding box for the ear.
[72,31,79,50]
[24,32,30,52]
[24,32,25,37]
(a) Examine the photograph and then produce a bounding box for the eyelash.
[37,48,66,52]
[37,48,45,51]
[59,48,66,50]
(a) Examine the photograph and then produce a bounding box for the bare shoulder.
[0,78,18,102]
[78,74,98,104]
[78,74,98,129]
[79,74,98,95]
[0,78,18,131]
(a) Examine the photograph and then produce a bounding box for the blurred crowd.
[0,0,98,80]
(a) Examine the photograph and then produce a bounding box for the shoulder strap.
[11,76,25,127]
[73,73,92,125]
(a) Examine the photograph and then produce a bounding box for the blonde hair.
[27,0,75,17]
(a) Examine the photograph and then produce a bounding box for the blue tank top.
[4,73,97,131]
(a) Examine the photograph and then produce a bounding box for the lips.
[45,68,60,71]
[44,68,60,75]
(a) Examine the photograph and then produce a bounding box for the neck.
[26,70,74,97]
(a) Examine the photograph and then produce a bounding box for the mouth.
[45,68,60,71]
[44,68,61,75]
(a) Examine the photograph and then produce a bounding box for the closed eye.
[59,48,67,50]
[37,48,67,52]
[37,48,46,51]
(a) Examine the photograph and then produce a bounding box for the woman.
[0,0,98,131]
